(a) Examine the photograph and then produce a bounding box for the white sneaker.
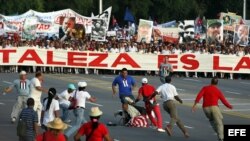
[157,128,166,132]
[11,117,16,123]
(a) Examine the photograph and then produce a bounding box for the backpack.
[17,113,27,137]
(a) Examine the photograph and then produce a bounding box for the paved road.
[0,73,249,141]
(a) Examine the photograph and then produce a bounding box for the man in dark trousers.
[192,77,233,141]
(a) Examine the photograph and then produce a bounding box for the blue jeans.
[65,108,86,137]
[60,103,70,121]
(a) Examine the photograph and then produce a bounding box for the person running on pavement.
[65,81,96,138]
[159,56,173,84]
[151,76,189,137]
[57,83,76,123]
[112,68,136,114]
[30,72,48,126]
[18,98,39,141]
[4,71,31,123]
[192,77,233,141]
[41,88,60,130]
[74,107,113,141]
[135,78,164,132]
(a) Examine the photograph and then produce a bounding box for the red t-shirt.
[195,85,232,108]
[36,131,66,141]
[138,84,156,105]
[77,122,109,141]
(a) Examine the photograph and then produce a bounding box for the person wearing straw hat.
[4,70,31,123]
[74,107,112,141]
[36,118,68,141]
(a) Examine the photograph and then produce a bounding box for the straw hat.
[47,118,68,130]
[89,107,103,117]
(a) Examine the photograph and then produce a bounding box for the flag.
[124,7,135,23]
[112,15,117,27]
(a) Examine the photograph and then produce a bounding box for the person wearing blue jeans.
[57,84,76,123]
[65,81,96,138]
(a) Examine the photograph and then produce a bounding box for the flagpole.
[243,0,246,20]
[99,0,103,14]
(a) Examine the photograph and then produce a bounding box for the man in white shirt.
[57,83,76,122]
[152,76,189,138]
[30,72,47,125]
[65,81,96,138]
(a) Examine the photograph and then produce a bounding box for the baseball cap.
[78,81,87,87]
[68,84,76,90]
[208,20,222,28]
[19,71,27,75]
[141,78,148,83]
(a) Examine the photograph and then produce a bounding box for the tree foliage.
[0,0,249,23]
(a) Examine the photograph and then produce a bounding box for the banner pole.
[99,0,103,14]
[243,0,246,20]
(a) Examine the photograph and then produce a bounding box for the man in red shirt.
[135,78,164,132]
[192,77,233,141]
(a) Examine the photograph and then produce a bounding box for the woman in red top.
[135,78,164,132]
[36,118,68,141]
[74,107,112,141]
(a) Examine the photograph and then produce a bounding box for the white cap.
[19,71,27,75]
[141,78,148,83]
[78,81,87,87]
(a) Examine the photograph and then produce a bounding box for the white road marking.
[2,81,13,84]
[224,109,250,112]
[165,121,193,129]
[102,76,115,79]
[177,88,185,91]
[225,91,241,95]
[183,78,201,82]
[240,82,250,85]
[86,101,103,107]
[0,102,5,105]
[182,98,195,101]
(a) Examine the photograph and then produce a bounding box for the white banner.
[0,47,250,73]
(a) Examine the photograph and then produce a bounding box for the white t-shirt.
[30,77,42,100]
[42,98,60,126]
[156,83,178,101]
[58,90,72,106]
[74,90,91,108]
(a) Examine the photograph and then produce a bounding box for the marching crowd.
[2,62,233,141]
[0,36,250,79]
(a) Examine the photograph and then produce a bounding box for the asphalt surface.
[0,73,250,141]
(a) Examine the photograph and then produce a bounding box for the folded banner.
[0,9,93,39]
[0,47,250,73]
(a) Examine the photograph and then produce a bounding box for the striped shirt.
[19,107,38,137]
[10,79,31,96]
